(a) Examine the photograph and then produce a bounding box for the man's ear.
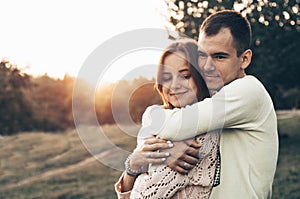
[240,49,252,70]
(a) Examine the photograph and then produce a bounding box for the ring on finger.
[183,162,188,167]
[147,152,151,158]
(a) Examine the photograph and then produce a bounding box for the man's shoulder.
[231,75,261,87]
[142,104,164,120]
[218,75,273,108]
[144,104,163,113]
[225,75,267,95]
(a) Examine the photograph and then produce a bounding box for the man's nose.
[202,57,215,71]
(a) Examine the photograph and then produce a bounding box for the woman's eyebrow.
[178,68,189,73]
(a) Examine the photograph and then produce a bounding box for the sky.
[0,0,170,82]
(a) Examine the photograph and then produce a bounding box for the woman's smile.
[161,52,198,108]
[170,90,188,96]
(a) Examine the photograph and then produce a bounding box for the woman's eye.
[162,76,172,82]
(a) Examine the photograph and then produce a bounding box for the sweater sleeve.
[151,76,269,141]
[114,172,131,199]
[136,105,165,145]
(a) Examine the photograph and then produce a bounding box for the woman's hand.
[163,138,201,174]
[121,136,173,192]
[129,136,173,172]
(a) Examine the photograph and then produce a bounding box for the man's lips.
[204,74,220,78]
[204,74,220,80]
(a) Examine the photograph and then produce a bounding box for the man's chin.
[207,84,221,90]
[207,84,223,93]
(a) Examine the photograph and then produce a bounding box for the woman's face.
[161,52,198,108]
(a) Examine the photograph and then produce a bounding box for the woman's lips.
[170,91,188,97]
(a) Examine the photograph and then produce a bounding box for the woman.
[115,38,220,198]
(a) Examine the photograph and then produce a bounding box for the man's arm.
[153,76,266,140]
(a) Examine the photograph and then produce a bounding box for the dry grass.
[0,115,300,198]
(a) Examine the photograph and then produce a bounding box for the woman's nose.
[170,76,182,90]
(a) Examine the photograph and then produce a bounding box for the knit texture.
[130,131,219,199]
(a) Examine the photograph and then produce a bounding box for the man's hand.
[163,138,201,174]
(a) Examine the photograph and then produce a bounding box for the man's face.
[198,28,247,92]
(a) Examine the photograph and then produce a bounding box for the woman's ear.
[240,49,252,70]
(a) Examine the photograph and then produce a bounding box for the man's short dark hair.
[200,10,252,56]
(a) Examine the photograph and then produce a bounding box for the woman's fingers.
[148,157,168,165]
[130,152,169,172]
[143,136,166,144]
[146,151,170,159]
[130,137,174,171]
[142,142,173,152]
[141,137,174,152]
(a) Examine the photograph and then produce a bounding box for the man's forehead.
[198,28,232,41]
[197,29,234,51]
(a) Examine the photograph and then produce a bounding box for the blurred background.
[0,0,299,198]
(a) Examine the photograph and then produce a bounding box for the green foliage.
[0,59,161,134]
[95,77,161,125]
[165,0,300,109]
[28,74,75,131]
[0,60,34,134]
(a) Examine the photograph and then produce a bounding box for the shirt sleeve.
[150,76,270,141]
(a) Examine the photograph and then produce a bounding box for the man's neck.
[209,75,248,96]
[209,90,217,96]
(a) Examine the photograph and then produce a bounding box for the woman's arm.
[116,137,173,195]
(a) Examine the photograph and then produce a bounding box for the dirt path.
[2,148,120,190]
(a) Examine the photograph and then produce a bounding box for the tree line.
[1,51,299,136]
[0,60,161,135]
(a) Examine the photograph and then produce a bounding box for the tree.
[95,77,161,125]
[164,0,300,109]
[0,60,33,134]
[29,74,75,131]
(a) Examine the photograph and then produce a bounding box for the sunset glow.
[0,0,167,81]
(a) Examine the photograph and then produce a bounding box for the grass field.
[0,114,300,198]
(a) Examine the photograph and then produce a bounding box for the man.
[152,10,279,198]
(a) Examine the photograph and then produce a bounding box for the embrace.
[115,10,278,199]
